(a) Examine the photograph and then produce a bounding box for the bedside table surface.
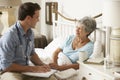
[78,61,120,80]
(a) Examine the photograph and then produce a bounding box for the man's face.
[28,10,40,28]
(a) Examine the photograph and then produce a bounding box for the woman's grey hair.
[77,16,96,36]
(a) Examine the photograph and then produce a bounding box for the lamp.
[0,0,22,8]
[0,0,22,35]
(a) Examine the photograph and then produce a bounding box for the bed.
[34,14,105,80]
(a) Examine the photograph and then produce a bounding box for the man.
[0,2,56,80]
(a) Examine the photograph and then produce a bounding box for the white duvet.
[35,37,67,64]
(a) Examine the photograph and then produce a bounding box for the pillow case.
[89,40,103,58]
[44,37,66,51]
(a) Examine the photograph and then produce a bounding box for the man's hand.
[32,65,51,73]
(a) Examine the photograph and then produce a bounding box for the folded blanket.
[54,68,77,79]
[57,52,72,66]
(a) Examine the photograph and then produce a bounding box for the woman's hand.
[49,63,59,70]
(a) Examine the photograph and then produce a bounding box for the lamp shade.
[0,0,22,7]
[103,0,120,28]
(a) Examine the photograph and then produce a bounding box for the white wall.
[60,0,103,19]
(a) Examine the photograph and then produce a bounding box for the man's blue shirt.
[0,21,35,70]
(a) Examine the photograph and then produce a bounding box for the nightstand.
[78,61,120,80]
[34,35,47,48]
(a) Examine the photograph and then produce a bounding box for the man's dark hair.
[18,2,41,20]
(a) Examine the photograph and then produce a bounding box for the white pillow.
[44,37,66,51]
[35,48,52,64]
[89,41,103,58]
[44,37,66,59]
[34,37,67,64]
[57,52,72,66]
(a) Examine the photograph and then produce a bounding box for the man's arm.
[2,53,51,73]
[2,52,50,73]
[30,52,44,66]
[3,63,50,73]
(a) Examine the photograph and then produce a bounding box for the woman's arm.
[52,48,62,64]
[49,63,79,71]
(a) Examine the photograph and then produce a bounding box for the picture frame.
[45,2,58,25]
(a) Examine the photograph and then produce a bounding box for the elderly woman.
[49,16,96,71]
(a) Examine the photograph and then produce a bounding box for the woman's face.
[76,24,89,38]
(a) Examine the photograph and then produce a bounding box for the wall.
[61,0,103,19]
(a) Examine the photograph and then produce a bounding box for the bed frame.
[52,21,76,39]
